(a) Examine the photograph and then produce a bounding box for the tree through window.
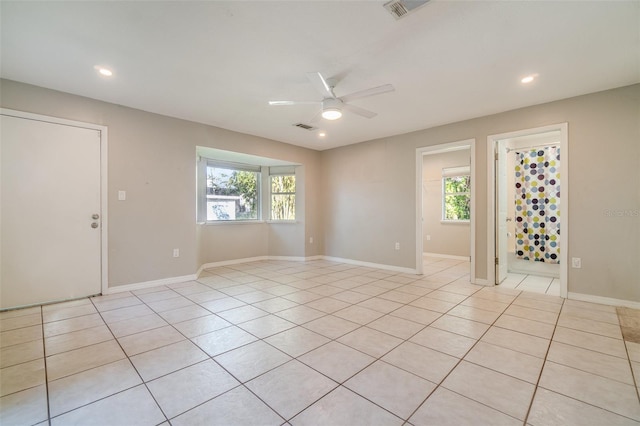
[270,174,295,221]
[442,166,471,221]
[206,164,259,221]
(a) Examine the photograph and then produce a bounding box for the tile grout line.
[128,281,291,424]
[39,305,52,426]
[40,295,176,423]
[618,310,640,404]
[402,285,528,424]
[85,295,171,425]
[223,260,513,423]
[522,296,566,425]
[166,263,382,424]
[17,259,635,424]
[104,289,253,422]
[188,263,447,423]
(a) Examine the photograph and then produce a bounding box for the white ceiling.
[1,1,638,151]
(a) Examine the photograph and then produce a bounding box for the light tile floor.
[499,272,561,296]
[1,257,640,425]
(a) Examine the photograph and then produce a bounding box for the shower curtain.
[514,147,560,264]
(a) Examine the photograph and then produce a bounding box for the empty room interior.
[1,1,640,425]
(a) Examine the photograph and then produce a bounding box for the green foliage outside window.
[271,175,296,220]
[207,167,258,220]
[443,175,471,221]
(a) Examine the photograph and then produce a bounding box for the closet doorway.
[488,124,568,297]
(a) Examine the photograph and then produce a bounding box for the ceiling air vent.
[383,0,431,19]
[293,123,316,131]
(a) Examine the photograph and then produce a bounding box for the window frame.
[198,158,262,223]
[268,166,296,222]
[442,166,471,223]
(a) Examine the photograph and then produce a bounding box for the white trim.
[568,292,640,310]
[473,278,490,286]
[197,256,270,275]
[487,123,568,297]
[105,274,198,294]
[322,256,418,275]
[424,252,470,261]
[110,254,420,295]
[0,294,101,312]
[196,255,324,276]
[416,139,476,283]
[0,108,109,297]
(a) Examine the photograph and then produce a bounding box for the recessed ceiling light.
[521,74,537,84]
[94,65,114,77]
[318,132,326,137]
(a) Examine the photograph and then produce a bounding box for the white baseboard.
[322,256,418,275]
[567,292,640,309]
[472,278,491,286]
[106,274,198,294]
[110,255,420,295]
[197,255,323,275]
[197,256,269,275]
[424,252,470,261]
[198,255,415,275]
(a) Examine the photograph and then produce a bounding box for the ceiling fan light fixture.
[322,108,342,120]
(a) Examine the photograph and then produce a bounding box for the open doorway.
[416,139,477,284]
[488,124,568,297]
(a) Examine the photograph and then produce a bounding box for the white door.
[496,142,509,284]
[1,114,103,309]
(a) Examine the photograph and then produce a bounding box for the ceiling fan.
[268,72,395,121]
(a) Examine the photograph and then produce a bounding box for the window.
[270,168,296,221]
[196,149,299,224]
[202,160,260,221]
[442,166,471,222]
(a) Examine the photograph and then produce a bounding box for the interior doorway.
[488,124,568,297]
[416,139,477,284]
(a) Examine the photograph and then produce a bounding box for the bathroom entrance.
[489,124,568,297]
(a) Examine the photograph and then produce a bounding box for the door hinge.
[495,257,499,265]
[495,152,499,161]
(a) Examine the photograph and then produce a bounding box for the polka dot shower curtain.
[514,147,560,263]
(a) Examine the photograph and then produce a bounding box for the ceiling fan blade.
[343,104,377,119]
[268,100,320,106]
[306,72,335,98]
[340,84,395,103]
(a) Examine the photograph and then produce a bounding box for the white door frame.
[416,139,478,284]
[1,108,109,296]
[487,123,568,297]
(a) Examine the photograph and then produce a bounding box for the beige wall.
[423,150,471,257]
[3,78,638,302]
[0,79,322,288]
[321,84,640,302]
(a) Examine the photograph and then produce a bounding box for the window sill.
[440,220,470,225]
[198,220,265,226]
[197,220,300,226]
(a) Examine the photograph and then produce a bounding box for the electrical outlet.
[173,248,180,258]
[395,242,400,250]
[426,235,431,241]
[118,190,126,201]
[309,237,314,244]
[571,257,581,268]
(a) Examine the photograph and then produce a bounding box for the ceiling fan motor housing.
[323,98,343,110]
